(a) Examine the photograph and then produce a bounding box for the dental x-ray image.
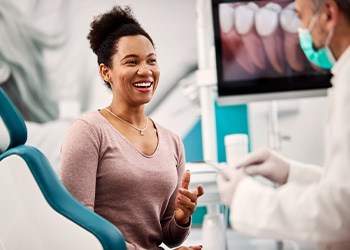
[212,0,332,104]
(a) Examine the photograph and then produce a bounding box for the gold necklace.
[105,108,148,136]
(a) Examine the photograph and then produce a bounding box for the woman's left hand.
[175,170,204,226]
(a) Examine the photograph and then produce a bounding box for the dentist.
[217,0,350,249]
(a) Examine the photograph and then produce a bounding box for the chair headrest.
[0,88,27,153]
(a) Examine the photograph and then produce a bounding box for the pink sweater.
[60,111,189,249]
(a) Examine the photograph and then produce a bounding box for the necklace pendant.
[105,108,148,136]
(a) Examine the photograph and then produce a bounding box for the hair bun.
[87,6,141,54]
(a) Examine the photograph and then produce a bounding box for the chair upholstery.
[0,88,126,250]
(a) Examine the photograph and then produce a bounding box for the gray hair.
[312,0,350,21]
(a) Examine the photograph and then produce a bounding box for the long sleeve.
[231,176,350,243]
[287,160,322,185]
[230,47,350,246]
[161,138,190,248]
[60,119,100,210]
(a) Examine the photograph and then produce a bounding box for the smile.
[133,82,153,88]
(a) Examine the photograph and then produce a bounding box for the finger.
[177,195,196,212]
[221,166,236,178]
[176,202,192,216]
[216,174,230,193]
[235,148,269,169]
[243,164,263,176]
[179,188,197,201]
[190,246,203,250]
[181,170,191,189]
[195,185,204,197]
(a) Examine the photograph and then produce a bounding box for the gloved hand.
[235,148,290,185]
[217,168,247,206]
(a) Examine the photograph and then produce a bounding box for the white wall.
[248,96,328,166]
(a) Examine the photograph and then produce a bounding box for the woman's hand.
[175,170,204,226]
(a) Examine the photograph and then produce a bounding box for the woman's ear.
[99,63,110,82]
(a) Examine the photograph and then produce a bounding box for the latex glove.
[235,148,290,185]
[175,170,204,226]
[217,168,247,206]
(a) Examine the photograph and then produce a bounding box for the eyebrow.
[121,53,157,60]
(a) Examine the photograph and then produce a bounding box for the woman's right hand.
[235,148,290,185]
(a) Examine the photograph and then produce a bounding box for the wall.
[183,103,249,225]
[248,96,327,166]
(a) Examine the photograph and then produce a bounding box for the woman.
[60,5,203,250]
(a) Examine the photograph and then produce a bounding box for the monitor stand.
[268,100,285,250]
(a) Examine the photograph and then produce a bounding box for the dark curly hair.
[87,6,154,87]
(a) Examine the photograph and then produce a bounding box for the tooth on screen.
[219,4,235,34]
[235,5,255,35]
[255,7,279,36]
[246,2,259,11]
[280,6,300,33]
[254,3,284,73]
[285,2,295,10]
[280,4,305,72]
[264,2,282,12]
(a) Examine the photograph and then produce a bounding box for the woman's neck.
[108,102,146,125]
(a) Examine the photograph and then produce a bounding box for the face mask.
[298,14,335,69]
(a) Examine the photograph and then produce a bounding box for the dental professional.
[60,6,203,250]
[217,0,350,249]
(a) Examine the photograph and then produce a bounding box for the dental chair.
[0,88,126,250]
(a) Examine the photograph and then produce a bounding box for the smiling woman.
[60,5,204,250]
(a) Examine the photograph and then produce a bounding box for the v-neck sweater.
[60,111,189,249]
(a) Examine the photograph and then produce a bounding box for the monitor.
[212,0,332,105]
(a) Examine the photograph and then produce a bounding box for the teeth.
[255,3,280,36]
[265,2,282,12]
[133,82,152,87]
[246,2,259,11]
[235,4,257,35]
[285,2,295,10]
[280,3,300,33]
[219,4,235,33]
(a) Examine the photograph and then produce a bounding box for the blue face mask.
[298,15,335,69]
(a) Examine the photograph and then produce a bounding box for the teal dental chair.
[0,88,126,250]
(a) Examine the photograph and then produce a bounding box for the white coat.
[230,46,350,250]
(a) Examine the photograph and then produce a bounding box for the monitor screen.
[212,0,332,105]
